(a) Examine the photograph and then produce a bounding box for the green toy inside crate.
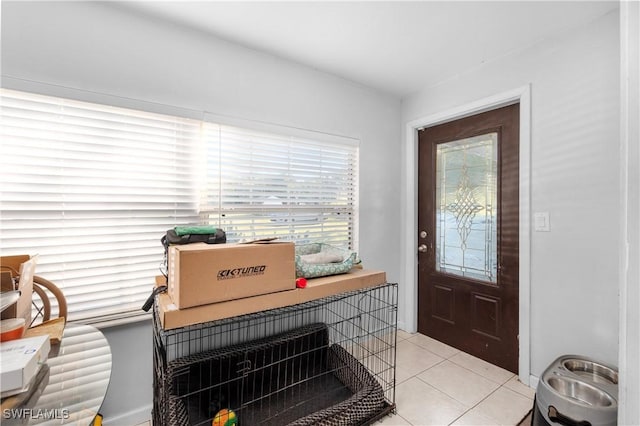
[294,243,359,279]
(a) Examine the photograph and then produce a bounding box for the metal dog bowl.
[533,355,618,426]
[561,358,619,386]
[546,376,615,407]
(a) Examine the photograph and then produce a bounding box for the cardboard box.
[168,241,296,309]
[0,334,50,395]
[1,255,36,326]
[157,268,387,330]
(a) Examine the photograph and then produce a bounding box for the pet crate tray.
[165,323,385,426]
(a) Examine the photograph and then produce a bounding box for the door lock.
[418,244,428,253]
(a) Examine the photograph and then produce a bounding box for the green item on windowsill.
[174,226,219,236]
[294,243,359,279]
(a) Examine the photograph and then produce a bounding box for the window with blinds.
[200,124,358,247]
[0,88,359,324]
[0,89,201,323]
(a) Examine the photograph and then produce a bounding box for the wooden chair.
[31,275,68,326]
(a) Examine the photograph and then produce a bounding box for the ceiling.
[115,1,618,98]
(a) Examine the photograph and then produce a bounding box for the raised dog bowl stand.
[532,355,618,426]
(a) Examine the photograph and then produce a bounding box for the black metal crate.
[152,283,397,426]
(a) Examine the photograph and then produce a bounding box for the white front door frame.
[402,85,532,384]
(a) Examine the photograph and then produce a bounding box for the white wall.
[401,9,620,379]
[1,2,402,423]
[619,2,640,424]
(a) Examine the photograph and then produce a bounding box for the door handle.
[418,244,428,253]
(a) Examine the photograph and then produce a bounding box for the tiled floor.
[376,330,535,426]
[136,330,534,426]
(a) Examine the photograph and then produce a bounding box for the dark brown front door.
[417,104,519,373]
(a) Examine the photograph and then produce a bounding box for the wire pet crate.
[153,282,397,426]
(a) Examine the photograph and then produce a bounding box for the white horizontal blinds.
[0,88,358,322]
[201,123,358,248]
[0,89,201,322]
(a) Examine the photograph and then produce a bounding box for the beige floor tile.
[472,387,534,425]
[448,352,515,384]
[396,364,418,385]
[407,333,460,359]
[417,360,501,408]
[450,408,505,426]
[395,377,466,426]
[376,412,413,425]
[395,339,444,383]
[503,375,536,400]
[397,329,414,341]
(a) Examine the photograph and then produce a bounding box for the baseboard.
[529,374,540,391]
[102,404,152,426]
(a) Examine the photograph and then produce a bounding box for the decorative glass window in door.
[435,133,498,282]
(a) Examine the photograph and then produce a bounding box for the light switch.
[534,212,550,232]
